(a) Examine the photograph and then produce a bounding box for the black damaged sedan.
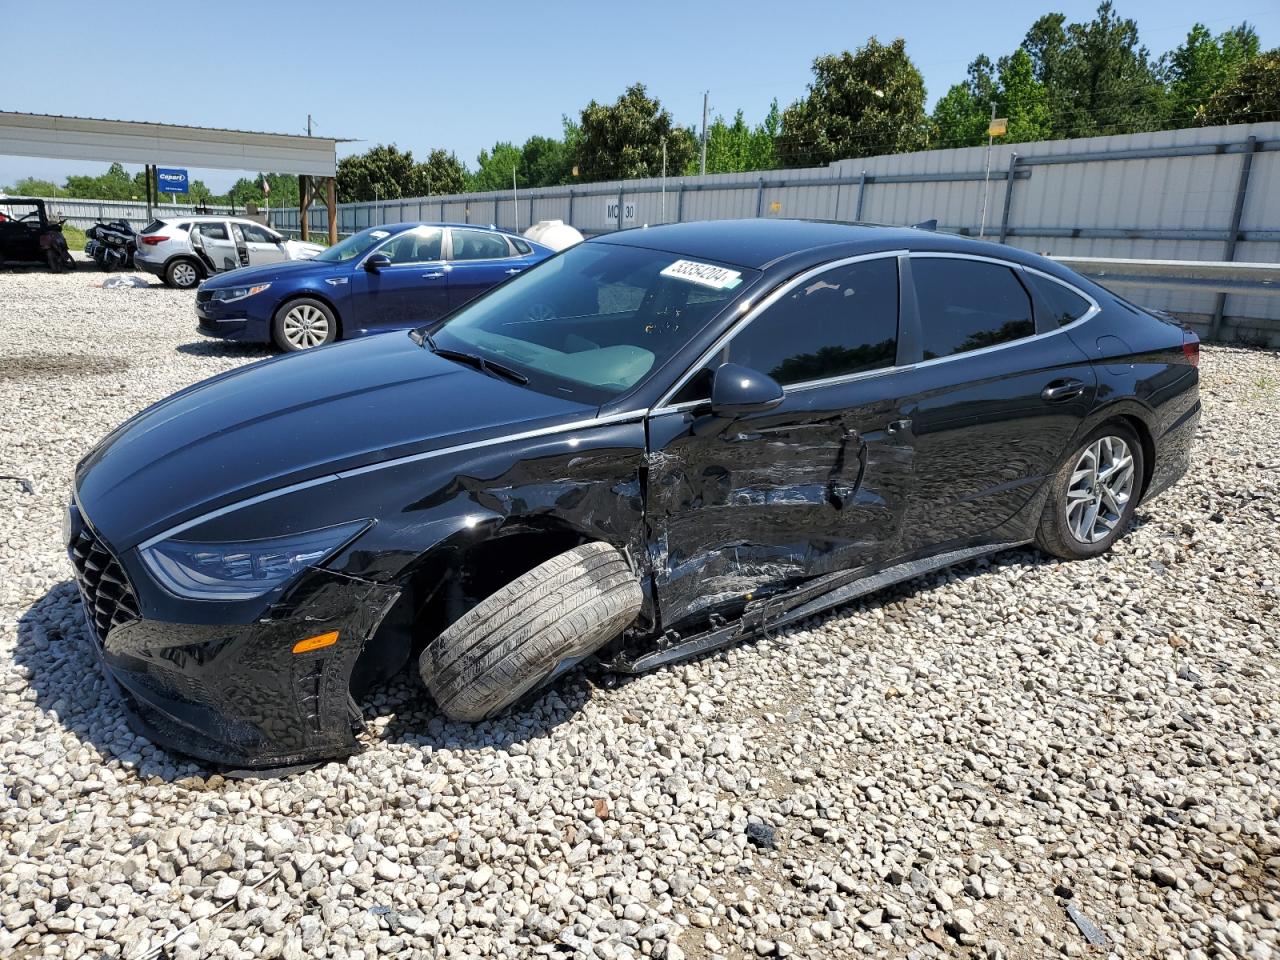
[67,219,1201,769]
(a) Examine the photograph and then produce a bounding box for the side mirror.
[365,253,391,272]
[709,362,784,418]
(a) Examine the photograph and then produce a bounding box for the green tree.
[419,149,468,195]
[1197,49,1280,125]
[469,141,524,192]
[778,38,928,166]
[336,144,431,202]
[65,162,138,200]
[1026,2,1164,139]
[4,177,64,197]
[575,83,694,181]
[520,134,574,187]
[998,48,1053,142]
[694,101,780,174]
[1163,23,1260,124]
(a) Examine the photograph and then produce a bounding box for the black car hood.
[76,333,594,550]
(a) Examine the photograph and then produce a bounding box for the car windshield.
[429,241,759,403]
[311,226,401,263]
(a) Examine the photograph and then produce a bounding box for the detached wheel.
[165,258,201,289]
[420,542,643,722]
[1036,421,1144,560]
[273,298,337,352]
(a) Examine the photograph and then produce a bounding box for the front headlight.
[211,283,272,303]
[139,520,368,600]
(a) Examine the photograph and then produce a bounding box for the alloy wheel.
[282,304,331,349]
[1065,435,1135,543]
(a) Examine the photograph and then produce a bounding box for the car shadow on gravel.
[14,531,1150,781]
[175,341,274,359]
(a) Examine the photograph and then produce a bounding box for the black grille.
[69,524,140,644]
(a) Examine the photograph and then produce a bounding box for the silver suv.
[134,215,325,289]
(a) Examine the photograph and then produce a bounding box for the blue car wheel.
[273,298,338,352]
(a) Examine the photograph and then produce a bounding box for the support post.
[326,178,337,246]
[1210,135,1257,340]
[494,197,500,226]
[567,187,575,227]
[998,154,1019,243]
[755,178,765,218]
[616,187,624,231]
[676,184,685,223]
[145,164,154,221]
[299,175,310,241]
[854,170,867,221]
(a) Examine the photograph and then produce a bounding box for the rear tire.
[272,298,338,352]
[1036,421,1144,560]
[165,258,201,289]
[420,542,643,722]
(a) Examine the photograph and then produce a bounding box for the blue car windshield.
[430,242,758,403]
[311,226,402,263]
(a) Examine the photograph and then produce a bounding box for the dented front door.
[646,375,914,632]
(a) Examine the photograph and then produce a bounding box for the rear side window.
[913,258,1035,359]
[1027,273,1092,327]
[511,237,532,255]
[672,257,899,402]
[451,229,512,261]
[140,220,166,235]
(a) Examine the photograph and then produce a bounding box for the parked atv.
[0,198,75,272]
[85,219,137,271]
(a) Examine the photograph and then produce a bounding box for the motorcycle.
[39,217,75,273]
[85,219,137,271]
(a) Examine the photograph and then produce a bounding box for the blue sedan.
[195,223,555,351]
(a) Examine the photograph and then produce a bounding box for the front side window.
[312,226,401,263]
[378,226,443,263]
[913,258,1035,360]
[432,242,757,402]
[1027,273,1092,327]
[450,229,513,261]
[671,257,899,404]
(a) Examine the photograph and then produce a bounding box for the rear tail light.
[1182,331,1200,367]
[140,235,169,246]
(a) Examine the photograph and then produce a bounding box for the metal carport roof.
[0,111,348,176]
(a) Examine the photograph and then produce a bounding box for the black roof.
[594,218,1052,275]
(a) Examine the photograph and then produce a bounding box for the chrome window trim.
[648,250,1103,416]
[135,410,649,549]
[652,250,908,411]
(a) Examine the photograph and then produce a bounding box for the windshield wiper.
[419,331,529,385]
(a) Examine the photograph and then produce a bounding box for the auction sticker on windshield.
[660,259,743,290]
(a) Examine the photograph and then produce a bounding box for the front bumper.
[67,509,399,769]
[195,295,272,343]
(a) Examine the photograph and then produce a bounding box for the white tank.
[524,219,584,252]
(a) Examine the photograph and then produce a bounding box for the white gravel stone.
[2,267,1279,959]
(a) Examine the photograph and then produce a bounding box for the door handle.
[422,272,445,279]
[884,418,912,435]
[505,268,523,275]
[1041,379,1085,402]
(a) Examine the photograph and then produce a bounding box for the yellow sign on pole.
[988,118,1009,137]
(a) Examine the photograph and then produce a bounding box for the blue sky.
[3,0,1277,192]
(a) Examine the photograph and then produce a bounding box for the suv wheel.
[165,258,201,289]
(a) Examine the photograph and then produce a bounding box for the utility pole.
[979,102,997,239]
[699,91,709,176]
[661,138,668,223]
[307,114,313,137]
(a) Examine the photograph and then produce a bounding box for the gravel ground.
[1,265,1278,960]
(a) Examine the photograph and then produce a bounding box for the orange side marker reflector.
[293,631,338,654]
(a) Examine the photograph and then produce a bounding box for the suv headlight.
[139,520,368,600]
[210,283,271,303]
